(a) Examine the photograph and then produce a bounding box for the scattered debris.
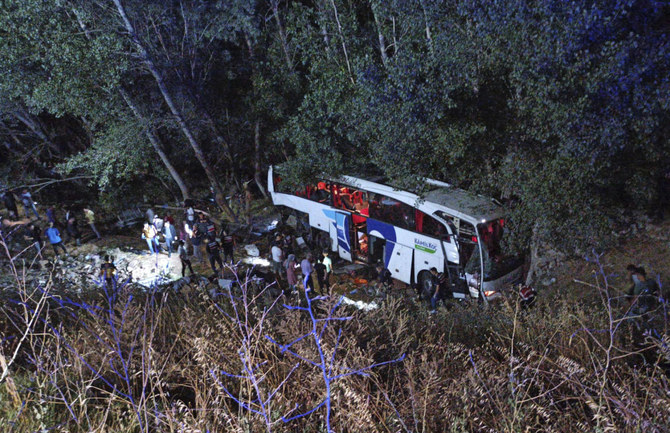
[218,279,234,290]
[244,244,260,257]
[334,263,368,275]
[340,296,379,311]
[115,207,144,228]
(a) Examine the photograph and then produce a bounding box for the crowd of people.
[268,233,334,298]
[139,206,237,279]
[1,188,101,259]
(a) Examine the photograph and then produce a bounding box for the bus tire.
[418,271,433,301]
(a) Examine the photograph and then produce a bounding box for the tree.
[277,0,670,268]
[119,88,190,201]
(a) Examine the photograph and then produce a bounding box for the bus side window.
[399,202,414,230]
[416,210,447,240]
[340,194,355,210]
[370,194,414,230]
[308,182,332,204]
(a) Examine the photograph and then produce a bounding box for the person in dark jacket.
[429,267,449,311]
[2,190,19,218]
[26,223,43,255]
[203,215,217,239]
[163,220,177,257]
[374,263,392,292]
[66,216,81,246]
[178,240,195,277]
[314,257,327,294]
[206,237,223,273]
[220,230,235,264]
[626,265,659,315]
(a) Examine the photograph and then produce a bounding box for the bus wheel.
[418,271,433,301]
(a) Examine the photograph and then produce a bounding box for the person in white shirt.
[271,237,284,279]
[321,250,333,292]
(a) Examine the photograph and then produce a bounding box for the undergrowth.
[1,251,668,432]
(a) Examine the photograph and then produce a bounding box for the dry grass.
[1,253,669,432]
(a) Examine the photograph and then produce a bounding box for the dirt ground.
[548,219,670,301]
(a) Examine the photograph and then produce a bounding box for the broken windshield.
[466,219,522,281]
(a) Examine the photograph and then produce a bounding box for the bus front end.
[464,219,525,300]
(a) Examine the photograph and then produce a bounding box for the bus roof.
[424,187,503,222]
[269,166,505,224]
[337,174,504,223]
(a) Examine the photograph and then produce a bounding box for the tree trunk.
[11,109,60,157]
[242,36,268,200]
[201,110,242,192]
[419,0,434,57]
[244,182,252,226]
[369,1,388,66]
[119,87,190,202]
[112,0,238,222]
[253,120,268,199]
[313,2,332,59]
[270,0,294,70]
[329,0,354,84]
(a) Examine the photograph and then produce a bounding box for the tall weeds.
[1,241,668,432]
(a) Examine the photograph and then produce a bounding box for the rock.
[244,244,260,257]
[218,279,234,290]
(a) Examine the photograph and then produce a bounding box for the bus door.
[334,211,352,262]
[352,219,369,262]
[387,241,414,284]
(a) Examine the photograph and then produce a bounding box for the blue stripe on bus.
[335,212,351,253]
[322,209,351,253]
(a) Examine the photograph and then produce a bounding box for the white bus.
[268,166,524,301]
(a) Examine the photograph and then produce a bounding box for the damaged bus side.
[268,166,524,301]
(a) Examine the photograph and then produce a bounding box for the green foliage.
[58,117,155,192]
[0,0,126,119]
[1,0,668,255]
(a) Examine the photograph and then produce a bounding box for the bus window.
[295,186,309,198]
[333,185,355,211]
[369,194,415,231]
[459,221,479,275]
[309,181,332,205]
[463,220,522,281]
[416,210,447,239]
